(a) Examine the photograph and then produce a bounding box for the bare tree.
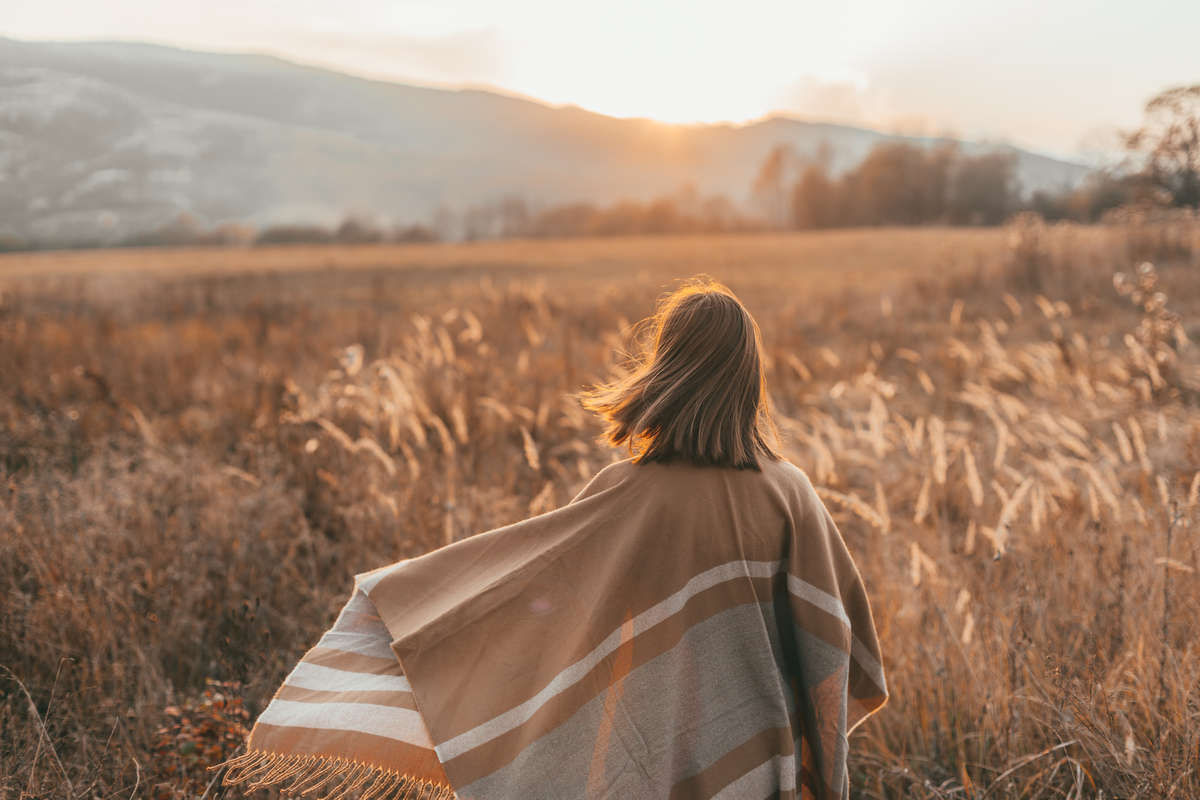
[948,152,1019,225]
[1127,85,1200,208]
[751,145,800,228]
[791,165,837,229]
[497,196,530,237]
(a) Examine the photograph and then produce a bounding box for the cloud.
[776,78,883,126]
[774,77,954,139]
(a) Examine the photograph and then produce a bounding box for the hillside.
[0,38,1091,244]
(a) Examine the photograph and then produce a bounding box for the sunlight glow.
[5,0,1200,153]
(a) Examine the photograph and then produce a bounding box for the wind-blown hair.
[580,278,781,470]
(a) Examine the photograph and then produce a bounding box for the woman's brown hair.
[580,277,781,470]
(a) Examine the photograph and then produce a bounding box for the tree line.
[454,188,762,240]
[752,142,1020,229]
[1034,85,1199,221]
[116,215,439,249]
[750,84,1199,231]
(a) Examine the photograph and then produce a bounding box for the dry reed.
[1,220,1197,798]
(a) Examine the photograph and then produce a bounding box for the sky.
[6,0,1199,160]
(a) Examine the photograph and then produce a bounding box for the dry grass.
[2,219,1198,798]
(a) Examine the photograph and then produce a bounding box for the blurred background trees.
[1126,85,1200,208]
[767,142,1019,230]
[15,85,1193,251]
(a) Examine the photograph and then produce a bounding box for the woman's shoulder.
[593,457,639,485]
[755,455,821,507]
[568,457,639,504]
[576,454,815,498]
[758,455,814,491]
[620,453,815,496]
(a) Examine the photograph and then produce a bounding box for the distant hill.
[0,37,1092,245]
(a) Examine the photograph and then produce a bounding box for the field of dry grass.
[2,219,1198,799]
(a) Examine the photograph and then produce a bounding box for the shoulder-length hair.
[579,277,781,470]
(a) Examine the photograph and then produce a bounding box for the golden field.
[2,221,1198,799]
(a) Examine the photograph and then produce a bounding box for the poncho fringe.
[213,749,456,798]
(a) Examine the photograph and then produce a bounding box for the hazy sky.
[7,0,1199,159]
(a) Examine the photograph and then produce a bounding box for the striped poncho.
[214,457,887,799]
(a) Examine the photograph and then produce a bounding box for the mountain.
[0,37,1091,245]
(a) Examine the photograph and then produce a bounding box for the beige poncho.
[215,457,887,799]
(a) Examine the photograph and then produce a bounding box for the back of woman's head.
[580,277,780,470]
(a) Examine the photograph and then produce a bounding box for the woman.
[215,278,887,799]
